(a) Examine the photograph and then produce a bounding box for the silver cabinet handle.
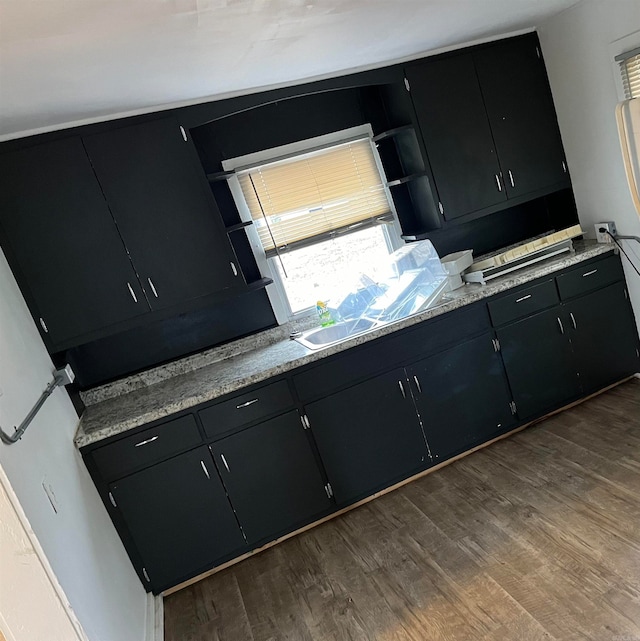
[200,460,210,480]
[495,174,502,192]
[570,312,577,330]
[147,277,158,298]
[562,160,568,173]
[236,398,259,409]
[398,380,406,399]
[134,435,158,448]
[508,169,515,187]
[230,262,238,277]
[557,317,564,334]
[127,282,138,303]
[582,269,598,277]
[515,294,532,303]
[413,375,422,394]
[39,318,49,333]
[220,453,230,473]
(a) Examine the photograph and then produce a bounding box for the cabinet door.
[474,37,568,197]
[497,306,580,419]
[110,447,245,592]
[305,368,429,506]
[407,334,515,463]
[0,138,148,347]
[83,118,238,311]
[406,54,506,220]
[210,411,332,545]
[567,282,640,394]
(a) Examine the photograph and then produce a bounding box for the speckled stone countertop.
[74,241,614,448]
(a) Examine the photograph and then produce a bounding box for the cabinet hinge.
[300,414,311,430]
[39,318,49,334]
[536,46,541,59]
[438,201,444,216]
[108,491,117,508]
[142,567,150,583]
[404,77,410,92]
[325,483,334,499]
[509,401,517,415]
[492,338,501,352]
[179,125,188,142]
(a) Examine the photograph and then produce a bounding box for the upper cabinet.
[404,34,569,222]
[83,118,240,311]
[405,54,507,221]
[473,37,568,198]
[0,118,243,350]
[0,137,149,347]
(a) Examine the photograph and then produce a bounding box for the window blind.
[617,48,640,99]
[237,138,392,258]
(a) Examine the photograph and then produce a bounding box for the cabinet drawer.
[556,253,622,300]
[92,414,201,481]
[199,380,294,440]
[488,280,559,326]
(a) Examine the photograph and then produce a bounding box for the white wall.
[539,0,640,331]
[0,470,83,641]
[0,248,148,641]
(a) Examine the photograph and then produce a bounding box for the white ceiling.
[0,0,579,139]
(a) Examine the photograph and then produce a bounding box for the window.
[617,47,640,99]
[224,127,402,321]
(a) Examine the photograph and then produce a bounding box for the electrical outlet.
[595,221,617,243]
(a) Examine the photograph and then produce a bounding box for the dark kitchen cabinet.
[210,411,332,544]
[109,446,245,592]
[83,117,240,310]
[473,36,568,197]
[566,282,640,394]
[0,137,148,347]
[405,34,568,221]
[406,54,506,220]
[407,333,516,462]
[305,368,430,506]
[496,306,581,419]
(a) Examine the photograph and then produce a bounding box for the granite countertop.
[74,241,615,448]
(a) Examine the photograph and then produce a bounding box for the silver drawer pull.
[200,460,210,480]
[557,317,564,335]
[413,375,422,394]
[398,380,406,398]
[495,174,502,192]
[570,312,577,330]
[236,398,259,409]
[515,294,532,303]
[147,277,159,298]
[582,269,598,277]
[220,453,230,473]
[134,435,158,447]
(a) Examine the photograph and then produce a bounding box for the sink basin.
[295,318,379,350]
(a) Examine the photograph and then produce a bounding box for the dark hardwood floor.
[164,378,640,641]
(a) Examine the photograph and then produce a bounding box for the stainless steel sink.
[294,318,379,350]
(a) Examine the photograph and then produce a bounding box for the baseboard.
[145,593,163,641]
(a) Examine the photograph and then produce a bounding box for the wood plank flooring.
[164,378,640,641]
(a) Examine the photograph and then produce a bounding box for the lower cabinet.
[566,282,640,394]
[407,333,516,462]
[497,306,581,419]
[305,368,430,506]
[210,410,332,545]
[109,446,245,591]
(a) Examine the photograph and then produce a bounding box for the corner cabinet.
[405,33,570,221]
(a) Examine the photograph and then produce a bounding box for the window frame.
[223,125,404,324]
